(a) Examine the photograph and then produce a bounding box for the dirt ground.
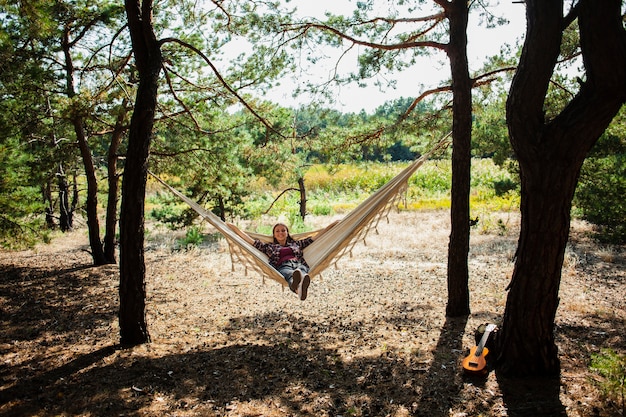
[0,210,624,417]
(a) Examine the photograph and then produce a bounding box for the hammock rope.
[149,133,450,286]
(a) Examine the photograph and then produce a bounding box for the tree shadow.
[2,259,606,417]
[1,301,474,417]
[0,263,117,342]
[496,373,566,417]
[0,344,119,415]
[412,316,468,416]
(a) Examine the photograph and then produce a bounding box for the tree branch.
[263,187,300,214]
[159,37,284,138]
[161,66,205,132]
[284,22,448,51]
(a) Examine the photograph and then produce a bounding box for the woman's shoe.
[298,273,310,301]
[290,270,302,293]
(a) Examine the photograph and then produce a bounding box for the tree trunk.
[298,177,307,220]
[42,181,55,229]
[58,168,72,232]
[119,0,162,346]
[74,117,107,265]
[104,104,129,264]
[70,174,79,224]
[62,26,106,265]
[499,154,577,375]
[104,167,120,264]
[445,0,471,317]
[217,195,226,221]
[498,0,626,377]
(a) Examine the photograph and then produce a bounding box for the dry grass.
[0,210,624,417]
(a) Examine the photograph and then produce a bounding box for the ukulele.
[462,323,497,375]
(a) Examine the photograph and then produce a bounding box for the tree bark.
[217,195,226,221]
[119,0,162,346]
[42,180,55,229]
[58,168,72,232]
[103,103,129,264]
[498,0,626,377]
[62,26,106,265]
[74,117,107,265]
[298,177,307,220]
[445,0,471,317]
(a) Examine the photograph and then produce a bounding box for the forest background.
[1,0,624,248]
[1,0,625,413]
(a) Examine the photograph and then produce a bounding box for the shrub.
[493,178,519,196]
[310,201,333,216]
[575,154,626,243]
[590,348,625,416]
[149,204,195,230]
[178,226,204,248]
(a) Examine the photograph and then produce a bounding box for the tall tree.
[118,0,297,344]
[0,0,76,243]
[119,0,162,345]
[441,0,472,317]
[1,0,127,259]
[498,0,626,376]
[278,0,506,315]
[59,4,116,265]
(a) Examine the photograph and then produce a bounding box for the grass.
[144,158,520,236]
[245,158,518,219]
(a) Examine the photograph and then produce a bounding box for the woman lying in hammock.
[227,221,339,301]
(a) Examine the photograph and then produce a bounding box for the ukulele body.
[461,323,497,376]
[462,345,489,375]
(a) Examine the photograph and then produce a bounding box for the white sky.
[259,1,527,113]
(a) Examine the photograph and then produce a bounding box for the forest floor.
[0,210,625,417]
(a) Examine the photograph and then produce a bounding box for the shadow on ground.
[0,258,592,417]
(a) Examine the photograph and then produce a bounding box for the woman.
[227,220,339,300]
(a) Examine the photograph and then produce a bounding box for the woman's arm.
[226,223,255,245]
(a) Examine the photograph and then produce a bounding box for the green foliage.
[178,226,204,249]
[305,162,396,193]
[493,178,519,196]
[149,202,194,230]
[309,200,333,216]
[238,158,517,218]
[590,349,626,415]
[287,211,306,233]
[409,162,451,194]
[574,132,626,244]
[0,137,46,249]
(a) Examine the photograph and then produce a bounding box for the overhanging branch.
[159,37,285,139]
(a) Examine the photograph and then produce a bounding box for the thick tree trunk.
[499,152,579,376]
[498,0,626,376]
[119,0,162,346]
[445,0,471,317]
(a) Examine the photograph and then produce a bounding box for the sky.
[258,1,527,113]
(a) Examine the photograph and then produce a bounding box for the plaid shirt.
[253,237,314,269]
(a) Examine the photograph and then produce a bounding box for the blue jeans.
[277,260,309,286]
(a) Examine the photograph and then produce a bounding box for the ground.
[0,210,624,417]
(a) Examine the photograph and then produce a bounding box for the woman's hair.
[272,223,294,244]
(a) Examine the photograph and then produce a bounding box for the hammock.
[149,134,450,286]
